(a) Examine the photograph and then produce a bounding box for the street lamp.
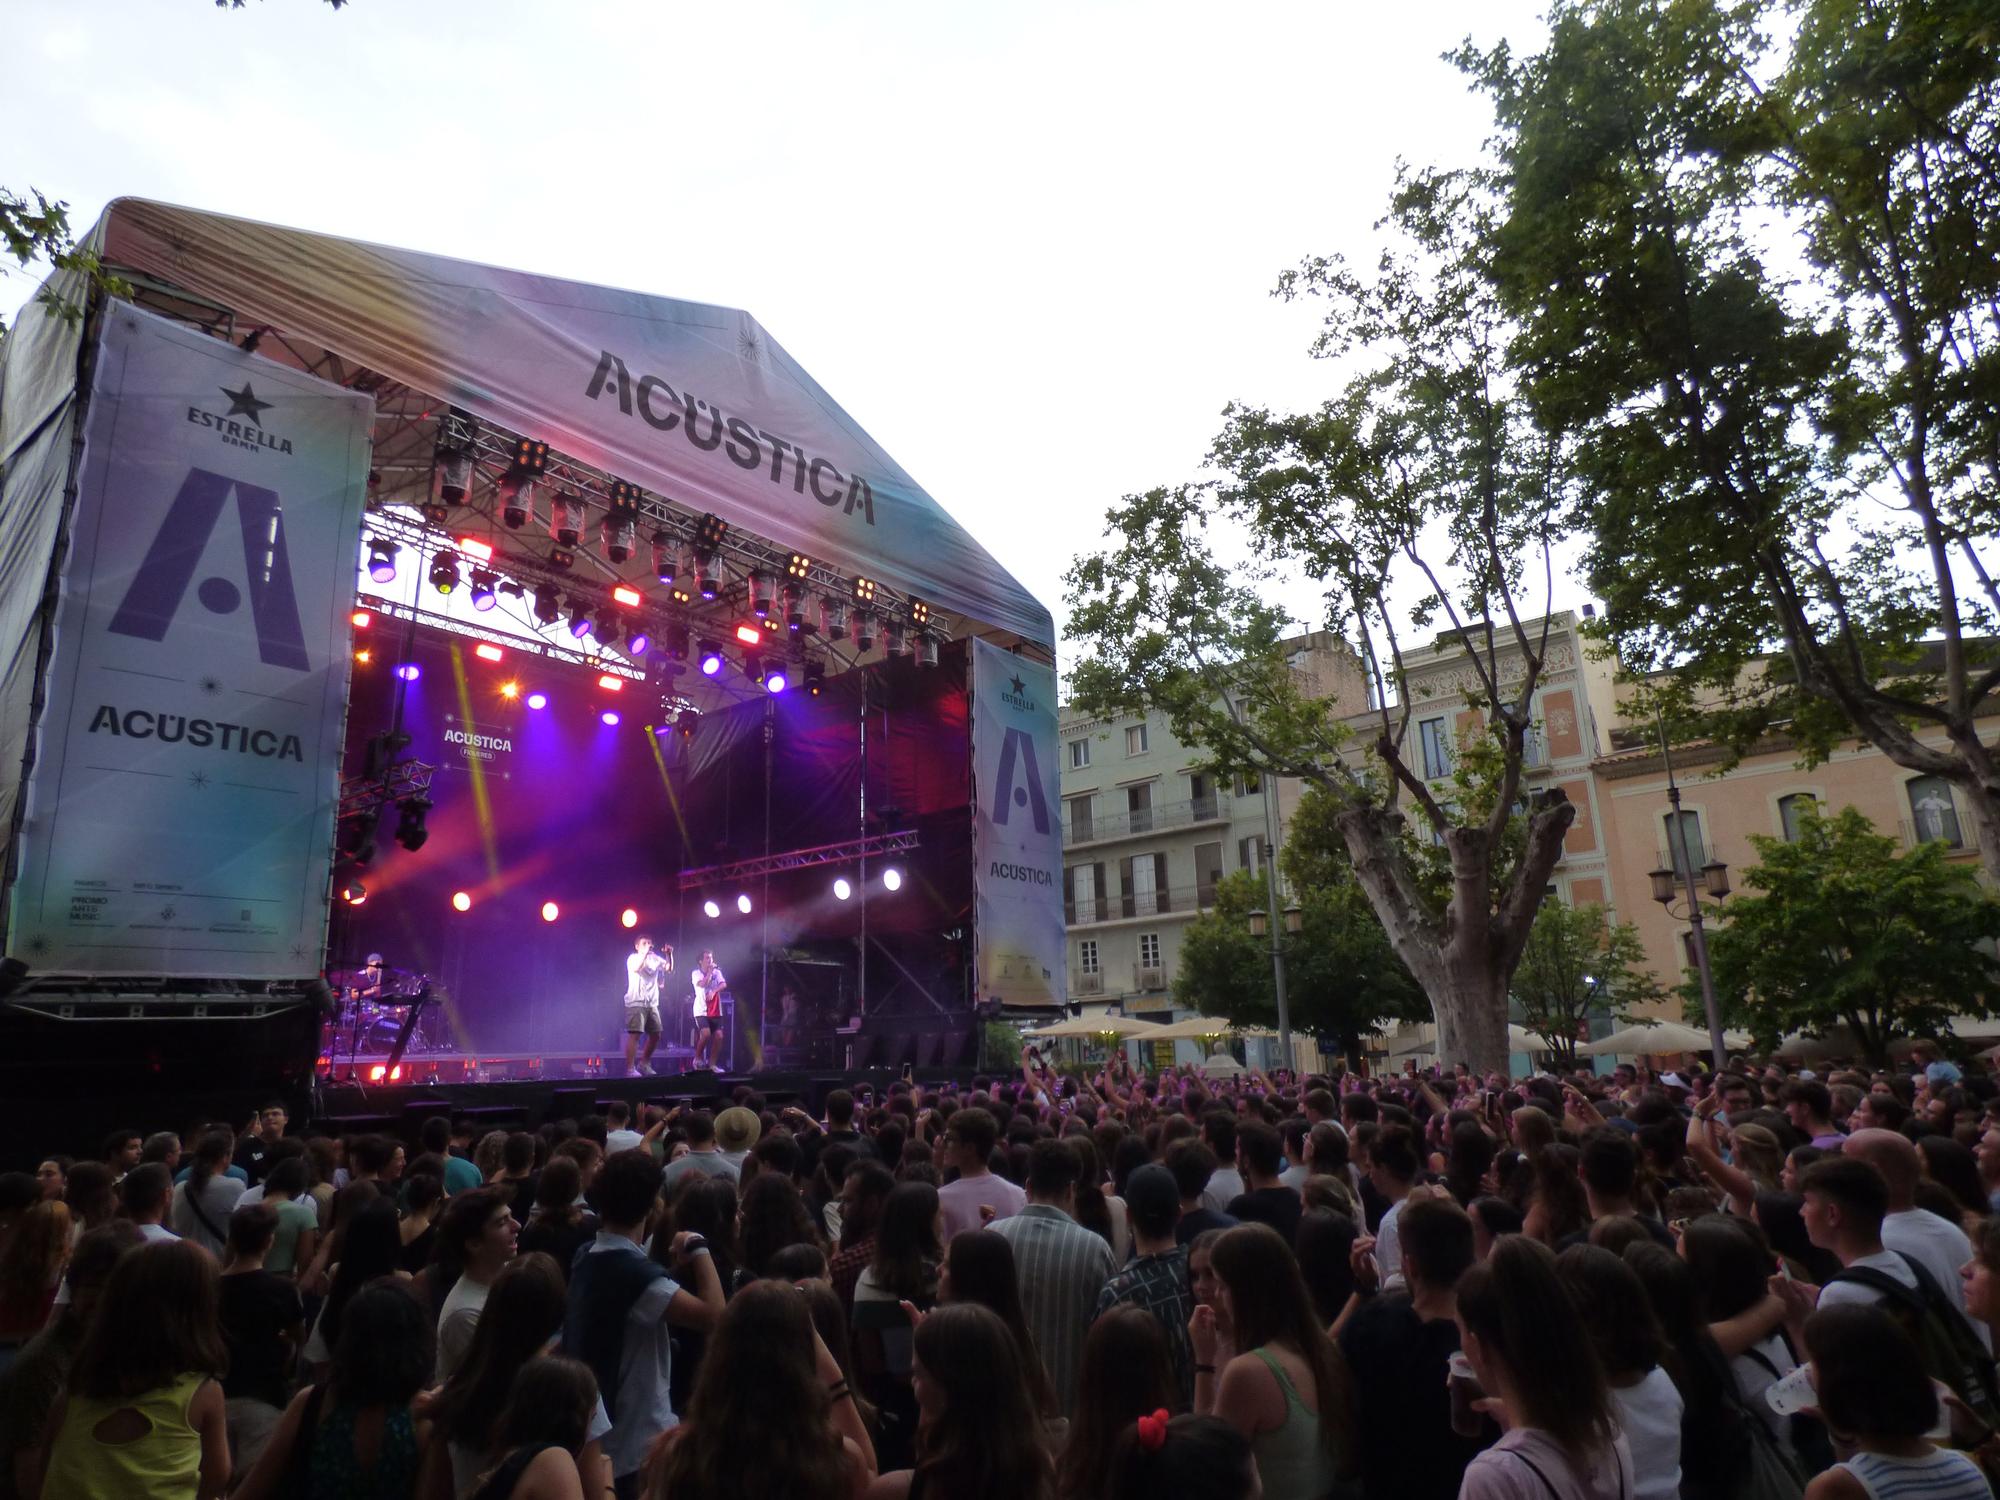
[1244,902,1305,1066]
[1650,708,1731,1073]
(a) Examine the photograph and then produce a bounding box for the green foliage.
[1701,804,2000,1062]
[0,190,128,334]
[1512,901,1661,1068]
[1465,0,2000,862]
[979,1019,1027,1074]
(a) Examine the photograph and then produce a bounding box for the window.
[1235,771,1263,797]
[1420,717,1452,779]
[1126,782,1154,835]
[1777,793,1819,843]
[1121,852,1168,917]
[1067,795,1094,844]
[1125,723,1149,756]
[1907,776,1963,848]
[1664,810,1705,876]
[1067,863,1105,924]
[1068,737,1090,770]
[1077,939,1099,975]
[1239,835,1266,873]
[1194,841,1223,905]
[1189,772,1218,820]
[1139,932,1161,969]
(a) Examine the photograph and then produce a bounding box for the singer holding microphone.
[690,951,726,1072]
[623,935,672,1077]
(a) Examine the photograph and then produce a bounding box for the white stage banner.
[8,304,372,979]
[971,639,1064,1009]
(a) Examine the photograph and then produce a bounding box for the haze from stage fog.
[1,0,1565,665]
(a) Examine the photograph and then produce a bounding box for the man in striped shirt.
[991,1138,1115,1416]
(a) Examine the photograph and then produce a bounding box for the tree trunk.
[1334,797,1575,1076]
[1954,765,2000,885]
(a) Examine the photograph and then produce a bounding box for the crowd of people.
[4,1048,2000,1499]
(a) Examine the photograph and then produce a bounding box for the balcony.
[1066,883,1209,927]
[1901,815,1981,856]
[1073,971,1104,996]
[1065,794,1231,848]
[1133,964,1167,991]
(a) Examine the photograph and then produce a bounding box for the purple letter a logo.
[107,467,310,671]
[992,727,1051,834]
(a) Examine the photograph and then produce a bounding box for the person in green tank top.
[1191,1223,1352,1500]
[30,1238,231,1500]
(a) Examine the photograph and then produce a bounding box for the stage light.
[500,473,538,530]
[351,609,371,629]
[783,582,808,633]
[805,660,825,695]
[512,436,551,473]
[429,550,460,596]
[369,1063,387,1082]
[882,867,903,892]
[749,570,774,618]
[676,706,701,738]
[833,877,852,901]
[625,629,650,657]
[916,632,939,669]
[885,621,910,658]
[366,539,398,583]
[602,515,635,564]
[469,570,499,611]
[742,652,764,685]
[702,898,721,919]
[600,709,621,726]
[853,576,878,604]
[652,532,676,585]
[451,891,472,912]
[695,553,721,601]
[459,537,495,563]
[549,547,576,571]
[354,648,372,664]
[736,893,753,915]
[594,612,623,648]
[500,681,520,699]
[551,491,584,548]
[533,586,560,626]
[436,447,473,506]
[395,663,421,682]
[670,582,694,606]
[395,795,431,852]
[765,665,789,694]
[662,624,689,661]
[698,642,724,676]
[733,624,762,648]
[340,877,367,906]
[541,901,560,923]
[568,607,593,640]
[820,597,849,637]
[620,907,639,929]
[604,481,641,563]
[389,1064,404,1082]
[787,552,813,579]
[853,609,877,653]
[696,513,729,551]
[612,584,644,609]
[526,691,548,710]
[597,674,624,692]
[910,597,931,625]
[474,643,505,663]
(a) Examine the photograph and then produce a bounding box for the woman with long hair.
[801,1278,879,1438]
[657,1177,741,1291]
[1523,1144,1589,1245]
[62,1161,119,1234]
[1443,1122,1496,1207]
[233,1280,436,1500]
[169,1128,245,1257]
[936,1230,1057,1420]
[1555,1245,1683,1500]
[261,1156,320,1279]
[302,1199,408,1374]
[1293,1208,1359,1327]
[1056,1306,1177,1500]
[31,1239,230,1500]
[1066,1136,1128,1262]
[739,1171,824,1279]
[863,1301,1053,1500]
[1679,1214,1800,1443]
[853,1182,942,1470]
[1457,1236,1632,1500]
[515,1158,593,1279]
[396,1170,445,1276]
[424,1252,604,1497]
[1621,1241,1749,1500]
[1193,1223,1350,1500]
[0,1200,70,1360]
[650,1279,874,1500]
[1801,1303,1992,1500]
[1104,1414,1256,1500]
[465,1357,606,1500]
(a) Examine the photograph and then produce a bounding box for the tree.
[1701,803,2000,1063]
[1172,791,1429,1066]
[1511,901,1661,1070]
[0,191,127,334]
[1464,0,2000,876]
[1066,170,1578,1074]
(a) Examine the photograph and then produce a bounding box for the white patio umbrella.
[1389,1024,1549,1057]
[1026,1014,1166,1040]
[1200,1050,1248,1078]
[1145,1015,1245,1041]
[1579,1020,1715,1057]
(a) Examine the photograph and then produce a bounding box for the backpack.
[1831,1253,2000,1429]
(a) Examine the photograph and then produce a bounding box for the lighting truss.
[676,829,920,890]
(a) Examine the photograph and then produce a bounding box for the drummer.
[355,953,386,1003]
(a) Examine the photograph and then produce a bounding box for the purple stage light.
[525,691,547,710]
[700,651,723,677]
[736,893,753,915]
[600,709,621,727]
[764,668,788,694]
[702,898,721,919]
[395,664,421,682]
[626,631,650,657]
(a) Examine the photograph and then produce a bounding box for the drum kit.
[324,955,451,1058]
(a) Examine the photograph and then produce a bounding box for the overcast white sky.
[4,0,1566,667]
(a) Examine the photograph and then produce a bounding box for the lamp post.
[1647,710,1731,1074]
[1247,898,1303,1068]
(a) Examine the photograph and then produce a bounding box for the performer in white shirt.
[690,951,726,1071]
[623,936,671,1077]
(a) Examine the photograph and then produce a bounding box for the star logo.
[187,770,211,791]
[160,906,176,921]
[220,383,273,427]
[200,676,223,697]
[1008,675,1026,696]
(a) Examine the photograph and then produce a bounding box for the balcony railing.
[1065,794,1231,846]
[1902,815,1980,854]
[1133,963,1167,991]
[1066,883,1209,926]
[1073,971,1104,995]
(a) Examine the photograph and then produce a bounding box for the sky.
[3,0,1563,670]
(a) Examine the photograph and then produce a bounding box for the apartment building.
[1056,632,1369,1035]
